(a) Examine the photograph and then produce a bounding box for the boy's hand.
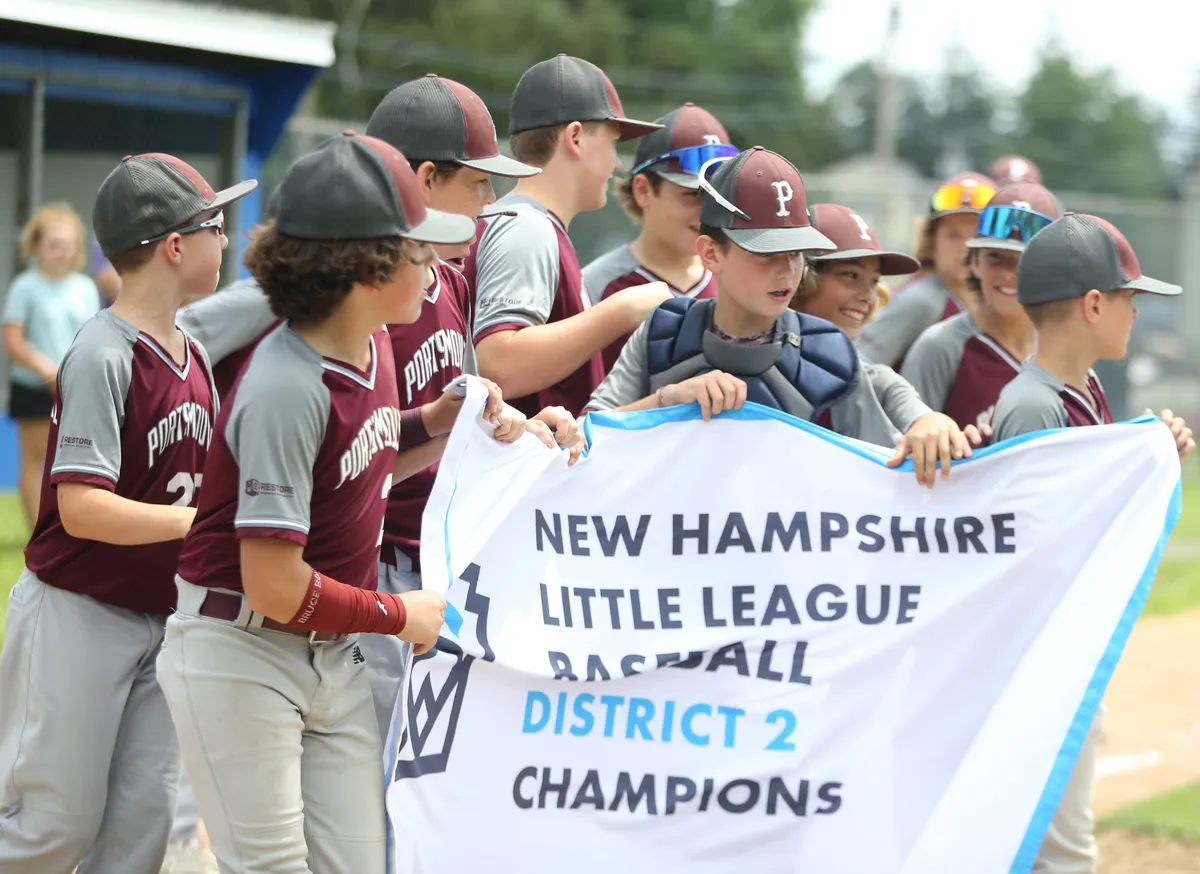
[489,403,528,444]
[612,281,673,331]
[532,406,586,465]
[1153,408,1196,459]
[963,422,992,448]
[662,371,748,421]
[888,411,972,487]
[398,590,447,656]
[426,377,505,436]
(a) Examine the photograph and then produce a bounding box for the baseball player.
[155,132,473,874]
[786,203,987,443]
[0,154,254,873]
[857,171,997,369]
[465,53,673,416]
[584,102,735,372]
[990,153,1043,187]
[585,147,973,486]
[361,73,584,738]
[991,213,1193,873]
[901,183,1064,431]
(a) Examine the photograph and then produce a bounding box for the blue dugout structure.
[0,0,335,489]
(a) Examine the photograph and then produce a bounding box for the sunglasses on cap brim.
[930,181,996,214]
[697,155,752,221]
[631,143,740,178]
[140,211,225,247]
[975,205,1055,243]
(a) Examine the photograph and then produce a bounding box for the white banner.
[385,379,1180,874]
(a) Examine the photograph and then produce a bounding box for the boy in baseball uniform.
[0,155,254,873]
[156,132,468,874]
[902,183,1064,431]
[993,213,1194,873]
[465,54,674,416]
[361,73,585,737]
[857,171,996,369]
[586,147,972,486]
[584,102,735,372]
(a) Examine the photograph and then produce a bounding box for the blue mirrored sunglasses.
[631,143,740,178]
[976,205,1055,243]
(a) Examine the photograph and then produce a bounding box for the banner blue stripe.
[1006,475,1182,872]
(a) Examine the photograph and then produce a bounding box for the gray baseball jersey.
[176,279,275,369]
[901,312,1024,430]
[464,193,604,414]
[584,318,929,446]
[176,325,401,594]
[991,363,1113,442]
[856,274,965,369]
[23,310,217,615]
[582,244,717,373]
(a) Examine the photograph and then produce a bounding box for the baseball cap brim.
[1122,275,1182,296]
[726,225,836,255]
[931,206,984,219]
[656,169,703,190]
[207,179,259,211]
[405,207,477,245]
[965,236,1027,253]
[614,117,665,141]
[809,247,921,275]
[458,153,542,178]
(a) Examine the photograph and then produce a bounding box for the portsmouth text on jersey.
[148,402,213,467]
[338,406,402,488]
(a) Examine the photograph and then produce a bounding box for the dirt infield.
[1094,608,1200,815]
[1093,608,1200,872]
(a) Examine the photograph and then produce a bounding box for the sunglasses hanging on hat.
[631,143,740,178]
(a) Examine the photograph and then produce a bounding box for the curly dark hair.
[243,220,415,325]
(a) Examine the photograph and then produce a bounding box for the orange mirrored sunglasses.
[930,180,996,213]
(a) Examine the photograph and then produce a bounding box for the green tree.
[1012,50,1166,196]
[214,0,837,169]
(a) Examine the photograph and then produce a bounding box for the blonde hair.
[509,120,609,168]
[791,260,891,324]
[19,202,87,272]
[913,215,937,271]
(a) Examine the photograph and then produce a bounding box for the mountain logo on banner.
[392,562,494,781]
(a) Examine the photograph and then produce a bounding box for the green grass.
[0,493,28,649]
[1101,780,1200,841]
[1172,480,1200,542]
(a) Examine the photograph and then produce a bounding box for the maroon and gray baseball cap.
[366,74,539,179]
[966,182,1065,253]
[509,54,662,141]
[1017,213,1181,305]
[990,154,1043,187]
[631,103,733,189]
[93,153,257,258]
[272,131,475,245]
[806,204,920,275]
[698,146,835,254]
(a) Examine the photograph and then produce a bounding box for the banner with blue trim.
[386,377,1180,874]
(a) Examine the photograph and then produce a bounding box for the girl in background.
[3,203,101,525]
